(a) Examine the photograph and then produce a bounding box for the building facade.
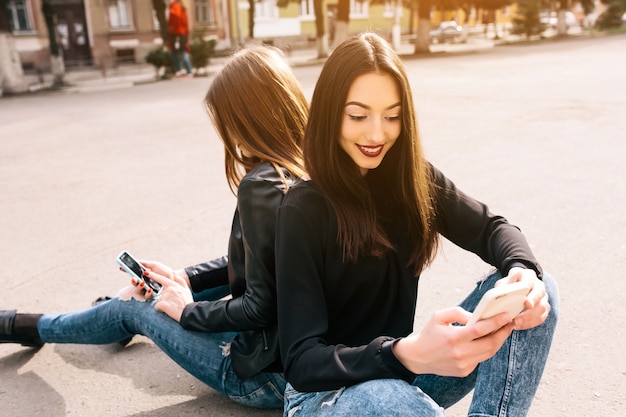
[6,0,519,72]
[7,0,231,70]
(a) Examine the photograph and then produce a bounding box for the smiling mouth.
[357,145,383,157]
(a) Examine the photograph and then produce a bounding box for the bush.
[145,47,175,78]
[595,1,626,29]
[189,30,217,72]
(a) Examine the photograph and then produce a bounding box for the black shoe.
[91,297,133,347]
[0,310,44,348]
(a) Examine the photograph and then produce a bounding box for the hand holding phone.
[467,281,530,326]
[116,250,162,295]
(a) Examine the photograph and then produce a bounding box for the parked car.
[429,21,462,44]
[540,11,578,29]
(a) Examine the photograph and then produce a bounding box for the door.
[51,0,91,67]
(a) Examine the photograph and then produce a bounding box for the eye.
[385,115,401,121]
[348,114,367,121]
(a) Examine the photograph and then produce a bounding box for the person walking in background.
[0,46,309,409]
[275,31,559,416]
[167,0,193,77]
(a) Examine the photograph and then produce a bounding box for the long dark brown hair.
[204,46,308,193]
[304,32,439,275]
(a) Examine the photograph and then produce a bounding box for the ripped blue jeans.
[283,271,559,417]
[37,295,285,409]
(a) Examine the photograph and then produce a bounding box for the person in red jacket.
[167,0,192,77]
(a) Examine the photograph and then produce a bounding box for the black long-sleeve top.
[178,162,298,377]
[275,165,542,392]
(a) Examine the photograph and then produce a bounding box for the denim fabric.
[37,297,285,409]
[283,270,559,417]
[171,50,192,74]
[284,379,446,417]
[192,284,231,302]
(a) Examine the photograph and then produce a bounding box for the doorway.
[50,0,92,67]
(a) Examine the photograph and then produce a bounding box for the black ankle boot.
[0,310,44,348]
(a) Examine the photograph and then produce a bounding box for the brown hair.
[204,46,308,193]
[304,32,439,274]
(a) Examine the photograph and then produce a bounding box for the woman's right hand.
[139,259,191,287]
[391,307,514,377]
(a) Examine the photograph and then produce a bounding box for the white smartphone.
[116,250,162,294]
[467,281,531,326]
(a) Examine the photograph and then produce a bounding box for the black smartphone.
[116,250,162,294]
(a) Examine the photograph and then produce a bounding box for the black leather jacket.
[180,162,299,377]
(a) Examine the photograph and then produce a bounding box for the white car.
[540,11,578,29]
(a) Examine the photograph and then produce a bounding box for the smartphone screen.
[117,251,162,293]
[119,251,144,278]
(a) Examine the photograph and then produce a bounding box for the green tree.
[595,0,626,29]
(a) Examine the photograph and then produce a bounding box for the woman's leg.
[413,270,559,416]
[467,271,559,416]
[193,284,231,302]
[181,51,192,74]
[283,380,445,417]
[38,298,285,408]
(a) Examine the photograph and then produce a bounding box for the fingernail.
[143,270,149,275]
[139,281,145,288]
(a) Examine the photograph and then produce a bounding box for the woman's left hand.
[143,269,194,323]
[499,267,551,331]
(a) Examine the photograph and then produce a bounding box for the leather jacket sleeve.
[184,255,229,293]
[180,163,292,332]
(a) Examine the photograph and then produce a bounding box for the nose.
[368,117,385,144]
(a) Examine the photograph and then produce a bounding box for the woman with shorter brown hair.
[275,32,558,416]
[0,46,308,409]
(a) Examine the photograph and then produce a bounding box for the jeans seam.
[498,330,519,417]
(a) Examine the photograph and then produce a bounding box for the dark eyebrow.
[345,101,401,110]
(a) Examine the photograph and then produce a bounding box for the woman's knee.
[541,271,560,326]
[285,379,445,417]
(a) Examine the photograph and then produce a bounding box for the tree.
[313,0,329,57]
[248,0,256,38]
[0,0,27,94]
[152,0,169,44]
[475,0,514,39]
[595,0,626,29]
[334,0,350,47]
[511,0,545,38]
[41,0,64,87]
[413,0,431,54]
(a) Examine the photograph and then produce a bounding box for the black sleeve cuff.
[380,338,417,383]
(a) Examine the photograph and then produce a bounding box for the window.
[195,0,216,25]
[6,0,33,32]
[382,0,398,18]
[300,0,314,18]
[256,0,278,20]
[108,0,132,29]
[350,0,368,18]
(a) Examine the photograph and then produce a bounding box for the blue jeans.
[283,270,559,417]
[37,289,285,409]
[171,49,192,74]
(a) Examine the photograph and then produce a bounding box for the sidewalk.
[23,37,497,94]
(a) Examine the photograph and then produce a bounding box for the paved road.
[1,33,625,416]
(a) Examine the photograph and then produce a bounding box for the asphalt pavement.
[1,32,625,417]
